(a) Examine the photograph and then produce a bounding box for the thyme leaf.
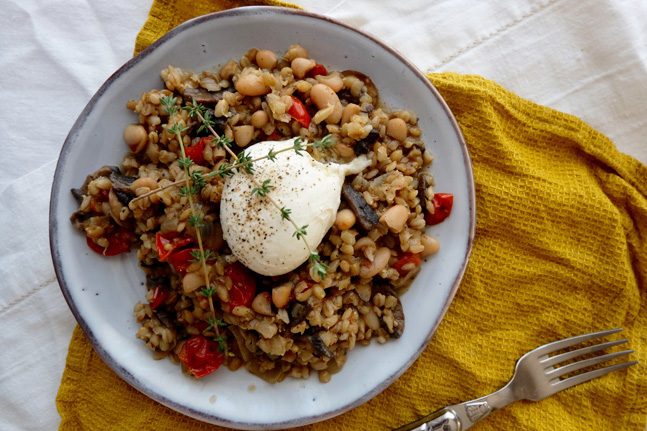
[309,252,329,280]
[251,179,274,197]
[182,98,208,118]
[280,206,292,220]
[177,157,194,169]
[190,249,218,263]
[160,94,178,115]
[266,147,278,162]
[200,286,216,298]
[188,213,205,228]
[293,225,308,240]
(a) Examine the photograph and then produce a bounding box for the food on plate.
[69,44,454,383]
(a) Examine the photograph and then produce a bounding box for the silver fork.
[394,328,638,431]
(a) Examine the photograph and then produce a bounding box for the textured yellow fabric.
[57,2,647,430]
[133,0,302,56]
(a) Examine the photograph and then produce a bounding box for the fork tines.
[537,328,638,390]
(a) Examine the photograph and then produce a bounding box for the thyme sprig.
[160,95,228,356]
[131,136,334,200]
[140,96,334,281]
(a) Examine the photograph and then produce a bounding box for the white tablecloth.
[1,1,645,429]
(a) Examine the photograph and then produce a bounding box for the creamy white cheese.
[220,138,370,276]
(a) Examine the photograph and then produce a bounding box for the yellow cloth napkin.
[57,1,647,429]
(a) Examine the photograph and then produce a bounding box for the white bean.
[250,110,269,128]
[335,208,356,230]
[310,83,339,110]
[379,204,409,233]
[235,73,270,96]
[310,84,342,124]
[317,73,344,92]
[386,118,408,142]
[256,49,278,70]
[233,125,255,147]
[360,247,391,278]
[291,57,316,79]
[123,123,148,153]
[421,234,440,256]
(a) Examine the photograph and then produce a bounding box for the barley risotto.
[69,44,454,384]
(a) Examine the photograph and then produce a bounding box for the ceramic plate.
[50,7,475,429]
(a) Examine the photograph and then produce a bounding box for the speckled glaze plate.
[50,7,475,430]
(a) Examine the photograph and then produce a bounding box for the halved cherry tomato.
[177,335,224,378]
[287,96,311,128]
[149,285,169,310]
[184,137,210,165]
[86,227,135,256]
[224,262,257,308]
[267,130,282,141]
[166,247,198,276]
[191,320,211,333]
[424,193,454,225]
[392,252,422,276]
[305,63,328,78]
[155,232,194,261]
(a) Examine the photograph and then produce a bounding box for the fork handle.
[392,407,461,431]
[394,387,514,431]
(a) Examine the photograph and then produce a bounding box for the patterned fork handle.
[394,328,638,431]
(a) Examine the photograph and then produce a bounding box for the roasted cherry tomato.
[425,193,454,225]
[224,262,257,308]
[392,252,422,275]
[191,320,211,333]
[166,247,198,276]
[149,285,169,310]
[267,130,282,141]
[184,137,209,165]
[287,96,311,128]
[155,232,194,261]
[306,63,328,78]
[177,335,224,378]
[86,227,135,256]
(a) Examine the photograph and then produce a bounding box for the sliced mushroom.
[417,171,436,217]
[341,183,380,230]
[153,309,174,328]
[69,211,91,231]
[71,165,120,198]
[70,188,85,204]
[183,87,226,104]
[354,128,380,155]
[146,273,170,291]
[288,302,310,327]
[70,165,122,224]
[109,171,137,205]
[310,334,333,358]
[373,284,405,339]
